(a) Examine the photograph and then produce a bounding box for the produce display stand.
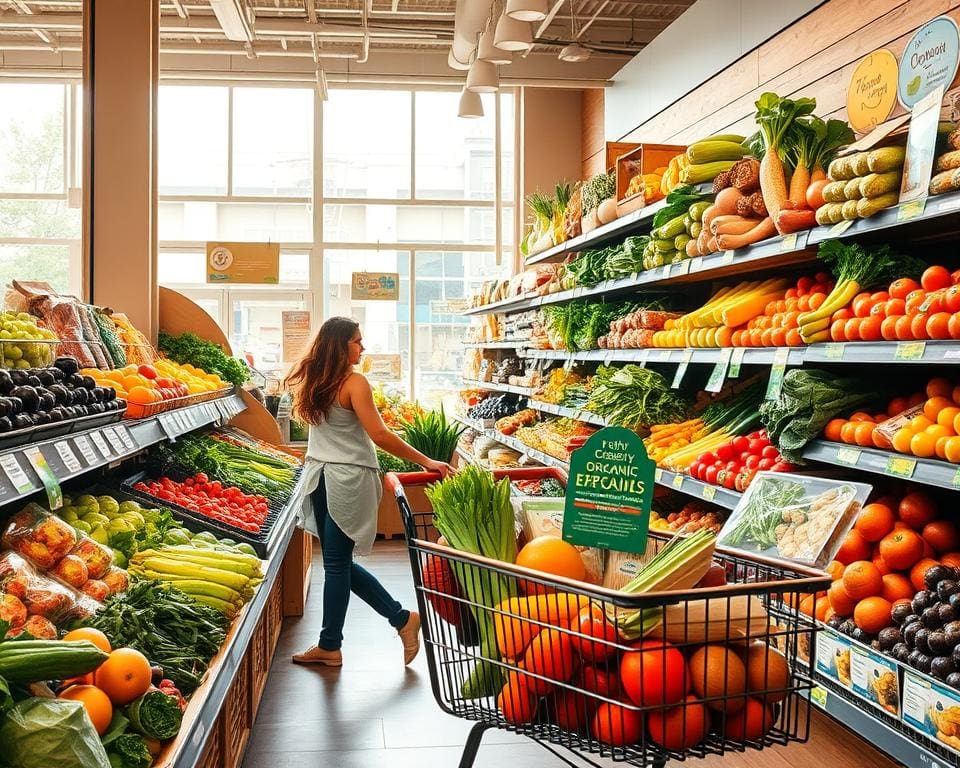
[386,470,829,767]
[457,171,960,765]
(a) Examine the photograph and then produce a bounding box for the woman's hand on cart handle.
[425,459,456,479]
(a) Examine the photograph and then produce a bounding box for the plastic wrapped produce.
[13,282,97,368]
[0,551,100,635]
[2,504,78,570]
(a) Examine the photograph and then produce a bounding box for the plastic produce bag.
[1,505,78,570]
[0,697,111,768]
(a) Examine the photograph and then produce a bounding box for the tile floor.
[243,540,901,768]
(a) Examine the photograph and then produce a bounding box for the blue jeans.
[312,474,409,651]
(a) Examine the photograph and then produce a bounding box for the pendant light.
[505,0,547,22]
[559,0,591,62]
[466,59,499,93]
[458,88,484,118]
[478,26,513,65]
[494,13,533,52]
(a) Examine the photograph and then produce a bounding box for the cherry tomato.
[757,457,775,471]
[744,455,761,469]
[762,445,779,459]
[732,436,750,453]
[716,443,734,461]
[704,466,719,485]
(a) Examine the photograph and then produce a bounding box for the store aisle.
[244,540,900,768]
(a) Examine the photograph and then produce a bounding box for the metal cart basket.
[386,469,831,768]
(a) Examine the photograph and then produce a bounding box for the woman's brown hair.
[285,317,359,425]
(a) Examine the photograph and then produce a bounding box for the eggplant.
[47,408,64,423]
[916,652,933,673]
[91,388,104,403]
[33,412,50,426]
[7,397,22,415]
[11,414,31,430]
[53,356,80,377]
[8,371,27,387]
[79,375,96,391]
[25,375,41,389]
[10,386,38,413]
[0,416,11,433]
[71,388,89,406]
[35,370,55,387]
[103,387,116,402]
[839,618,856,636]
[0,371,13,395]
[46,367,64,382]
[68,373,85,389]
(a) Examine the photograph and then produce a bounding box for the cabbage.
[0,698,110,768]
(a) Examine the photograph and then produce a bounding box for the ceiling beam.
[535,0,565,38]
[577,0,609,38]
[304,0,315,24]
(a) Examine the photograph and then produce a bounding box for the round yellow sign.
[847,49,899,133]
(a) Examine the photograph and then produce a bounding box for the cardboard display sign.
[206,242,280,284]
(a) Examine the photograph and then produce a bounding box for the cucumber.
[461,659,503,699]
[654,214,687,239]
[688,201,712,222]
[654,239,676,253]
[0,639,108,683]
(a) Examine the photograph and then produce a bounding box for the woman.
[285,317,455,668]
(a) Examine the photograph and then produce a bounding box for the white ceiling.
[0,0,696,83]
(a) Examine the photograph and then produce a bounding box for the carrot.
[788,162,810,208]
[716,217,776,250]
[811,165,827,182]
[712,216,762,236]
[521,627,576,694]
[713,187,744,216]
[493,593,589,660]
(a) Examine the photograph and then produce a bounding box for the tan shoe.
[398,612,421,665]
[292,646,343,666]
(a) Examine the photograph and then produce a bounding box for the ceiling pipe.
[356,0,371,63]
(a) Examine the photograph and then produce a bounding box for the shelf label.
[661,264,671,280]
[676,259,691,275]
[118,426,135,450]
[90,432,112,458]
[824,343,845,360]
[54,441,82,473]
[953,466,960,488]
[23,447,62,509]
[671,349,693,389]
[672,472,685,490]
[835,447,861,466]
[810,687,828,708]
[705,348,733,393]
[701,484,717,501]
[938,194,960,213]
[654,468,664,483]
[729,347,746,379]
[689,256,703,272]
[765,348,790,400]
[885,455,917,478]
[895,341,926,360]
[780,232,799,252]
[828,219,855,237]
[897,198,927,222]
[73,435,97,465]
[721,251,735,265]
[103,427,126,454]
[0,455,35,495]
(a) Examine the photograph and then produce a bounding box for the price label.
[54,441,82,473]
[23,447,62,509]
[835,447,861,466]
[895,341,926,360]
[952,466,960,488]
[824,343,845,360]
[885,455,917,478]
[0,455,35,495]
[654,468,664,483]
[810,687,828,708]
[828,219,855,236]
[897,198,927,222]
[702,485,717,501]
[721,251,736,265]
[689,256,703,273]
[90,432,112,457]
[705,348,733,393]
[676,259,691,275]
[765,348,790,400]
[73,435,97,465]
[780,233,799,252]
[729,347,746,379]
[119,426,135,450]
[672,473,685,490]
[103,427,126,454]
[661,264,672,280]
[671,349,694,389]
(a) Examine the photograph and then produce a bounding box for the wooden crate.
[223,653,252,768]
[282,526,314,617]
[196,717,225,768]
[615,143,686,215]
[604,141,640,172]
[248,615,270,721]
[268,577,284,653]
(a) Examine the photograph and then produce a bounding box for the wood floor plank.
[246,540,902,768]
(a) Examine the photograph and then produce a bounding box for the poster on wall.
[846,49,899,134]
[897,15,960,110]
[360,354,402,381]
[351,272,400,301]
[206,242,280,284]
[281,311,311,362]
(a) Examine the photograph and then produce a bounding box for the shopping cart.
[386,469,831,768]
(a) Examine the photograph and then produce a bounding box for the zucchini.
[859,170,900,198]
[703,133,746,143]
[690,221,703,239]
[0,639,108,683]
[654,214,687,239]
[842,178,863,200]
[856,192,898,218]
[654,239,676,253]
[688,201,712,222]
[682,214,693,233]
[674,233,692,251]
[679,160,738,185]
[686,140,748,164]
[867,146,906,173]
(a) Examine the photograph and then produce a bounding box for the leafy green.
[586,365,688,430]
[817,240,925,290]
[792,117,854,172]
[759,369,880,463]
[377,448,419,473]
[754,92,817,165]
[0,697,112,768]
[157,331,248,387]
[651,185,712,229]
[401,407,465,463]
[721,476,806,549]
[127,690,183,740]
[106,734,152,768]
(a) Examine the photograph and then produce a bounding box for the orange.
[823,419,846,442]
[94,647,152,706]
[891,428,914,454]
[910,431,937,458]
[854,596,894,634]
[835,529,872,565]
[126,386,155,406]
[945,436,960,463]
[937,436,951,460]
[922,520,960,555]
[899,492,938,529]
[498,673,538,725]
[880,573,915,603]
[879,529,925,571]
[941,552,960,569]
[723,698,776,742]
[854,503,896,543]
[911,558,942,592]
[743,642,790,701]
[842,561,883,600]
[63,627,112,654]
[839,422,858,445]
[799,595,816,617]
[927,377,954,399]
[825,560,845,581]
[59,685,113,735]
[648,696,711,751]
[515,536,586,584]
[872,552,893,576]
[854,422,876,447]
[926,423,952,439]
[121,375,149,392]
[937,406,960,429]
[910,414,934,432]
[924,396,955,422]
[828,580,856,617]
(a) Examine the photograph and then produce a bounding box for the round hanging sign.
[847,49,899,133]
[898,15,960,109]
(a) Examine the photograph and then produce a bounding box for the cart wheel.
[458,722,493,768]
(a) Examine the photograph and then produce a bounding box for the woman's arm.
[343,374,455,477]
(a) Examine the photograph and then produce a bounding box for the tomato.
[927,312,953,340]
[620,641,689,707]
[796,276,814,294]
[194,473,209,484]
[748,438,769,454]
[744,454,760,470]
[571,606,620,662]
[688,461,702,480]
[771,461,793,472]
[732,436,750,453]
[911,313,930,340]
[716,443,734,461]
[806,179,828,209]
[591,703,643,747]
[922,265,953,292]
[761,445,779,459]
[890,278,920,300]
[700,452,717,466]
[722,472,737,489]
[758,457,775,471]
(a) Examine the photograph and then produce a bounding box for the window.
[0,83,81,295]
[158,86,229,196]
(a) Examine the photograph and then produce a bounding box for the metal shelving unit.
[526,400,609,427]
[802,439,960,491]
[461,378,536,397]
[462,340,529,349]
[653,467,742,510]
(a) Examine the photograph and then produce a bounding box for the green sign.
[563,427,655,552]
[23,447,62,510]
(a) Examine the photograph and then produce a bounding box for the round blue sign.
[898,15,960,109]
